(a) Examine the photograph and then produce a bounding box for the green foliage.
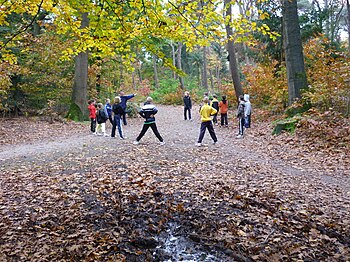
[150,78,182,104]
[66,102,86,121]
[272,116,302,135]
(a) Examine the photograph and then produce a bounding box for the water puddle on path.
[153,222,229,262]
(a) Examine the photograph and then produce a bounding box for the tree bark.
[177,42,185,89]
[224,0,243,101]
[67,12,89,121]
[153,54,159,88]
[171,41,177,79]
[282,0,308,105]
[202,46,209,90]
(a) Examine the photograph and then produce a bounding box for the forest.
[1,0,350,261]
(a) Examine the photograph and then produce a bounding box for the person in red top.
[88,99,97,134]
[219,95,229,127]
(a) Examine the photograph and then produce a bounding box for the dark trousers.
[184,107,191,120]
[136,123,163,142]
[90,118,96,132]
[238,118,245,135]
[108,115,113,125]
[212,113,218,124]
[111,115,123,138]
[122,112,127,125]
[197,121,217,143]
[245,115,251,128]
[221,113,228,126]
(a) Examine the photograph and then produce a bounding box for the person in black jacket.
[183,91,192,120]
[111,96,125,139]
[133,97,164,145]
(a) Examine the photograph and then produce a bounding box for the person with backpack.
[210,94,219,125]
[96,103,109,136]
[111,96,126,139]
[219,95,228,127]
[236,95,245,138]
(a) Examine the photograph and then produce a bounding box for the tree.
[224,0,244,100]
[282,0,308,105]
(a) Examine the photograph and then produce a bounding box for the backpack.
[97,109,108,124]
[236,103,245,118]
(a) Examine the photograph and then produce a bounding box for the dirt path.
[1,105,349,261]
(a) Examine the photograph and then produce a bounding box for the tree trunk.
[347,0,350,52]
[282,0,308,105]
[153,54,159,88]
[224,0,243,101]
[202,46,209,90]
[67,12,89,121]
[171,41,177,79]
[177,42,185,89]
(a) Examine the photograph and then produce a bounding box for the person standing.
[219,95,229,127]
[119,91,136,125]
[183,91,192,120]
[211,94,219,124]
[244,94,252,128]
[104,98,113,125]
[111,96,125,139]
[96,103,109,136]
[236,95,245,138]
[88,99,97,134]
[196,97,218,147]
[133,97,165,145]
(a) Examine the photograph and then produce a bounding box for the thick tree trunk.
[153,54,159,88]
[177,42,185,89]
[224,0,243,101]
[202,46,209,90]
[67,12,89,121]
[282,0,308,105]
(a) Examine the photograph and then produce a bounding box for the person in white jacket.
[244,94,252,128]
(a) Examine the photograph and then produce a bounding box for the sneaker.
[196,143,202,147]
[212,141,218,145]
[104,133,109,137]
[236,134,243,139]
[133,141,139,145]
[160,141,165,145]
[119,137,125,140]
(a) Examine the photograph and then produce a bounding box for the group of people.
[183,92,252,146]
[87,90,252,147]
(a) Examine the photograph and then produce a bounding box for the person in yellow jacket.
[196,97,218,147]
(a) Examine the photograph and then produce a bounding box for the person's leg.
[111,116,117,137]
[239,118,244,135]
[188,108,192,120]
[213,114,217,124]
[136,124,150,141]
[122,112,127,125]
[109,115,113,125]
[221,114,224,126]
[116,115,124,138]
[224,113,228,126]
[207,122,218,142]
[197,122,207,143]
[184,107,187,120]
[92,119,96,133]
[150,123,164,142]
[247,114,251,128]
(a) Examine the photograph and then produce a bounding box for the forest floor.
[0,105,349,261]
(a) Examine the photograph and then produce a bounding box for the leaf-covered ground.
[0,106,349,261]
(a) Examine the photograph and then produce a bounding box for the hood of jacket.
[244,94,250,101]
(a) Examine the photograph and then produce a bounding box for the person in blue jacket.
[119,91,136,125]
[104,98,113,125]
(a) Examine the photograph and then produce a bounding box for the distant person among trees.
[88,99,97,134]
[96,103,109,136]
[133,97,165,145]
[210,94,219,125]
[104,98,113,125]
[183,91,192,121]
[111,96,125,139]
[236,95,245,139]
[219,95,228,127]
[196,96,218,147]
[119,91,136,125]
[244,94,252,128]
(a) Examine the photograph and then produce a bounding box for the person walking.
[119,91,136,125]
[219,95,229,127]
[133,97,165,145]
[183,91,192,120]
[111,96,125,139]
[88,99,97,134]
[196,96,218,147]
